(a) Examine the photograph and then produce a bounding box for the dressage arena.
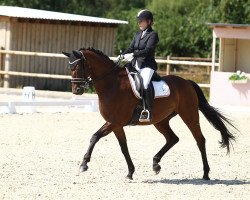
[0,91,249,199]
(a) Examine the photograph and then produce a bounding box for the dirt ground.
[0,106,249,200]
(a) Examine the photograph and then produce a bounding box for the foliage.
[220,0,250,24]
[229,70,249,81]
[0,0,249,57]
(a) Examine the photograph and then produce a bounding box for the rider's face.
[138,19,150,31]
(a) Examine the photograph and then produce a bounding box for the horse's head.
[63,50,91,95]
[63,47,119,95]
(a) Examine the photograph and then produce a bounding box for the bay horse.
[62,47,236,180]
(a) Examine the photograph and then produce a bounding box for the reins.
[70,51,121,88]
[91,65,119,82]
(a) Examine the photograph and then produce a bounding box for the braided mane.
[79,47,112,61]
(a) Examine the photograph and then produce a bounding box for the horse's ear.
[73,50,83,59]
[62,51,71,58]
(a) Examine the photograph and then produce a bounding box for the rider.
[121,9,159,122]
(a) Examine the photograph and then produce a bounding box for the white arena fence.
[0,50,217,114]
[0,50,218,88]
[0,97,99,114]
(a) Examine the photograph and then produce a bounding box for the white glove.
[123,53,134,61]
[116,55,124,61]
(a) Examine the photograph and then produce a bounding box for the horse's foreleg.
[153,118,179,174]
[113,128,135,180]
[79,122,113,173]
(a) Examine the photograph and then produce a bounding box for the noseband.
[71,77,92,89]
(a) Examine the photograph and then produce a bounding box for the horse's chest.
[99,101,132,124]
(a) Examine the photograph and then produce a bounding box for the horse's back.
[161,75,199,111]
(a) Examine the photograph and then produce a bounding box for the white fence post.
[7,101,16,114]
[21,86,37,113]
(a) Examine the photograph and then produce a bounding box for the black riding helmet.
[136,9,153,21]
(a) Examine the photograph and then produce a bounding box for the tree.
[220,0,250,24]
[0,0,249,57]
[147,0,209,56]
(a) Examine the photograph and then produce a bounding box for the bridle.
[68,51,91,89]
[69,50,121,89]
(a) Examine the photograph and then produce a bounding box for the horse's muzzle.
[73,87,84,95]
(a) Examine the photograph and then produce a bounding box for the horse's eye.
[68,62,78,70]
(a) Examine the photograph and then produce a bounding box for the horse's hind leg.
[79,122,113,173]
[153,116,179,174]
[179,110,210,180]
[113,128,135,180]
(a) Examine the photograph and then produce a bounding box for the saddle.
[125,64,170,125]
[126,63,161,98]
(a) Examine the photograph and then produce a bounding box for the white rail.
[0,50,218,87]
[0,99,99,114]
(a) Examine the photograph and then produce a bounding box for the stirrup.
[139,109,151,122]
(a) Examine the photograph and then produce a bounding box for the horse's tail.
[188,80,237,153]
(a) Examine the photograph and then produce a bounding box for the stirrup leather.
[139,109,150,122]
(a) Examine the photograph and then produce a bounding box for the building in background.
[209,23,250,106]
[0,6,127,90]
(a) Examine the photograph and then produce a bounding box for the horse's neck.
[86,52,114,79]
[85,51,129,101]
[94,67,128,103]
[93,70,119,97]
[87,57,119,98]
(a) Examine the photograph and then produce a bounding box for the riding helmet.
[137,9,153,21]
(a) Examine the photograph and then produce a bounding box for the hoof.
[153,163,161,175]
[203,175,210,180]
[79,165,88,173]
[126,174,133,180]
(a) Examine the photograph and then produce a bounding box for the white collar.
[141,29,148,38]
[142,28,148,34]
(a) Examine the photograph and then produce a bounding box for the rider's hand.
[117,55,124,60]
[124,53,134,61]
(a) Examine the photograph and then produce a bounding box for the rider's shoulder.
[148,28,158,35]
[149,30,159,39]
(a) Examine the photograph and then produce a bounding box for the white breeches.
[135,61,154,89]
[139,67,154,89]
[140,68,154,89]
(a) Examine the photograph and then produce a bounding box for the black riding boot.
[139,88,153,122]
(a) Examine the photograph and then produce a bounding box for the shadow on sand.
[143,178,249,186]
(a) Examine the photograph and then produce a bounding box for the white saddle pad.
[126,69,170,99]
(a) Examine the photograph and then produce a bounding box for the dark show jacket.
[123,27,159,70]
